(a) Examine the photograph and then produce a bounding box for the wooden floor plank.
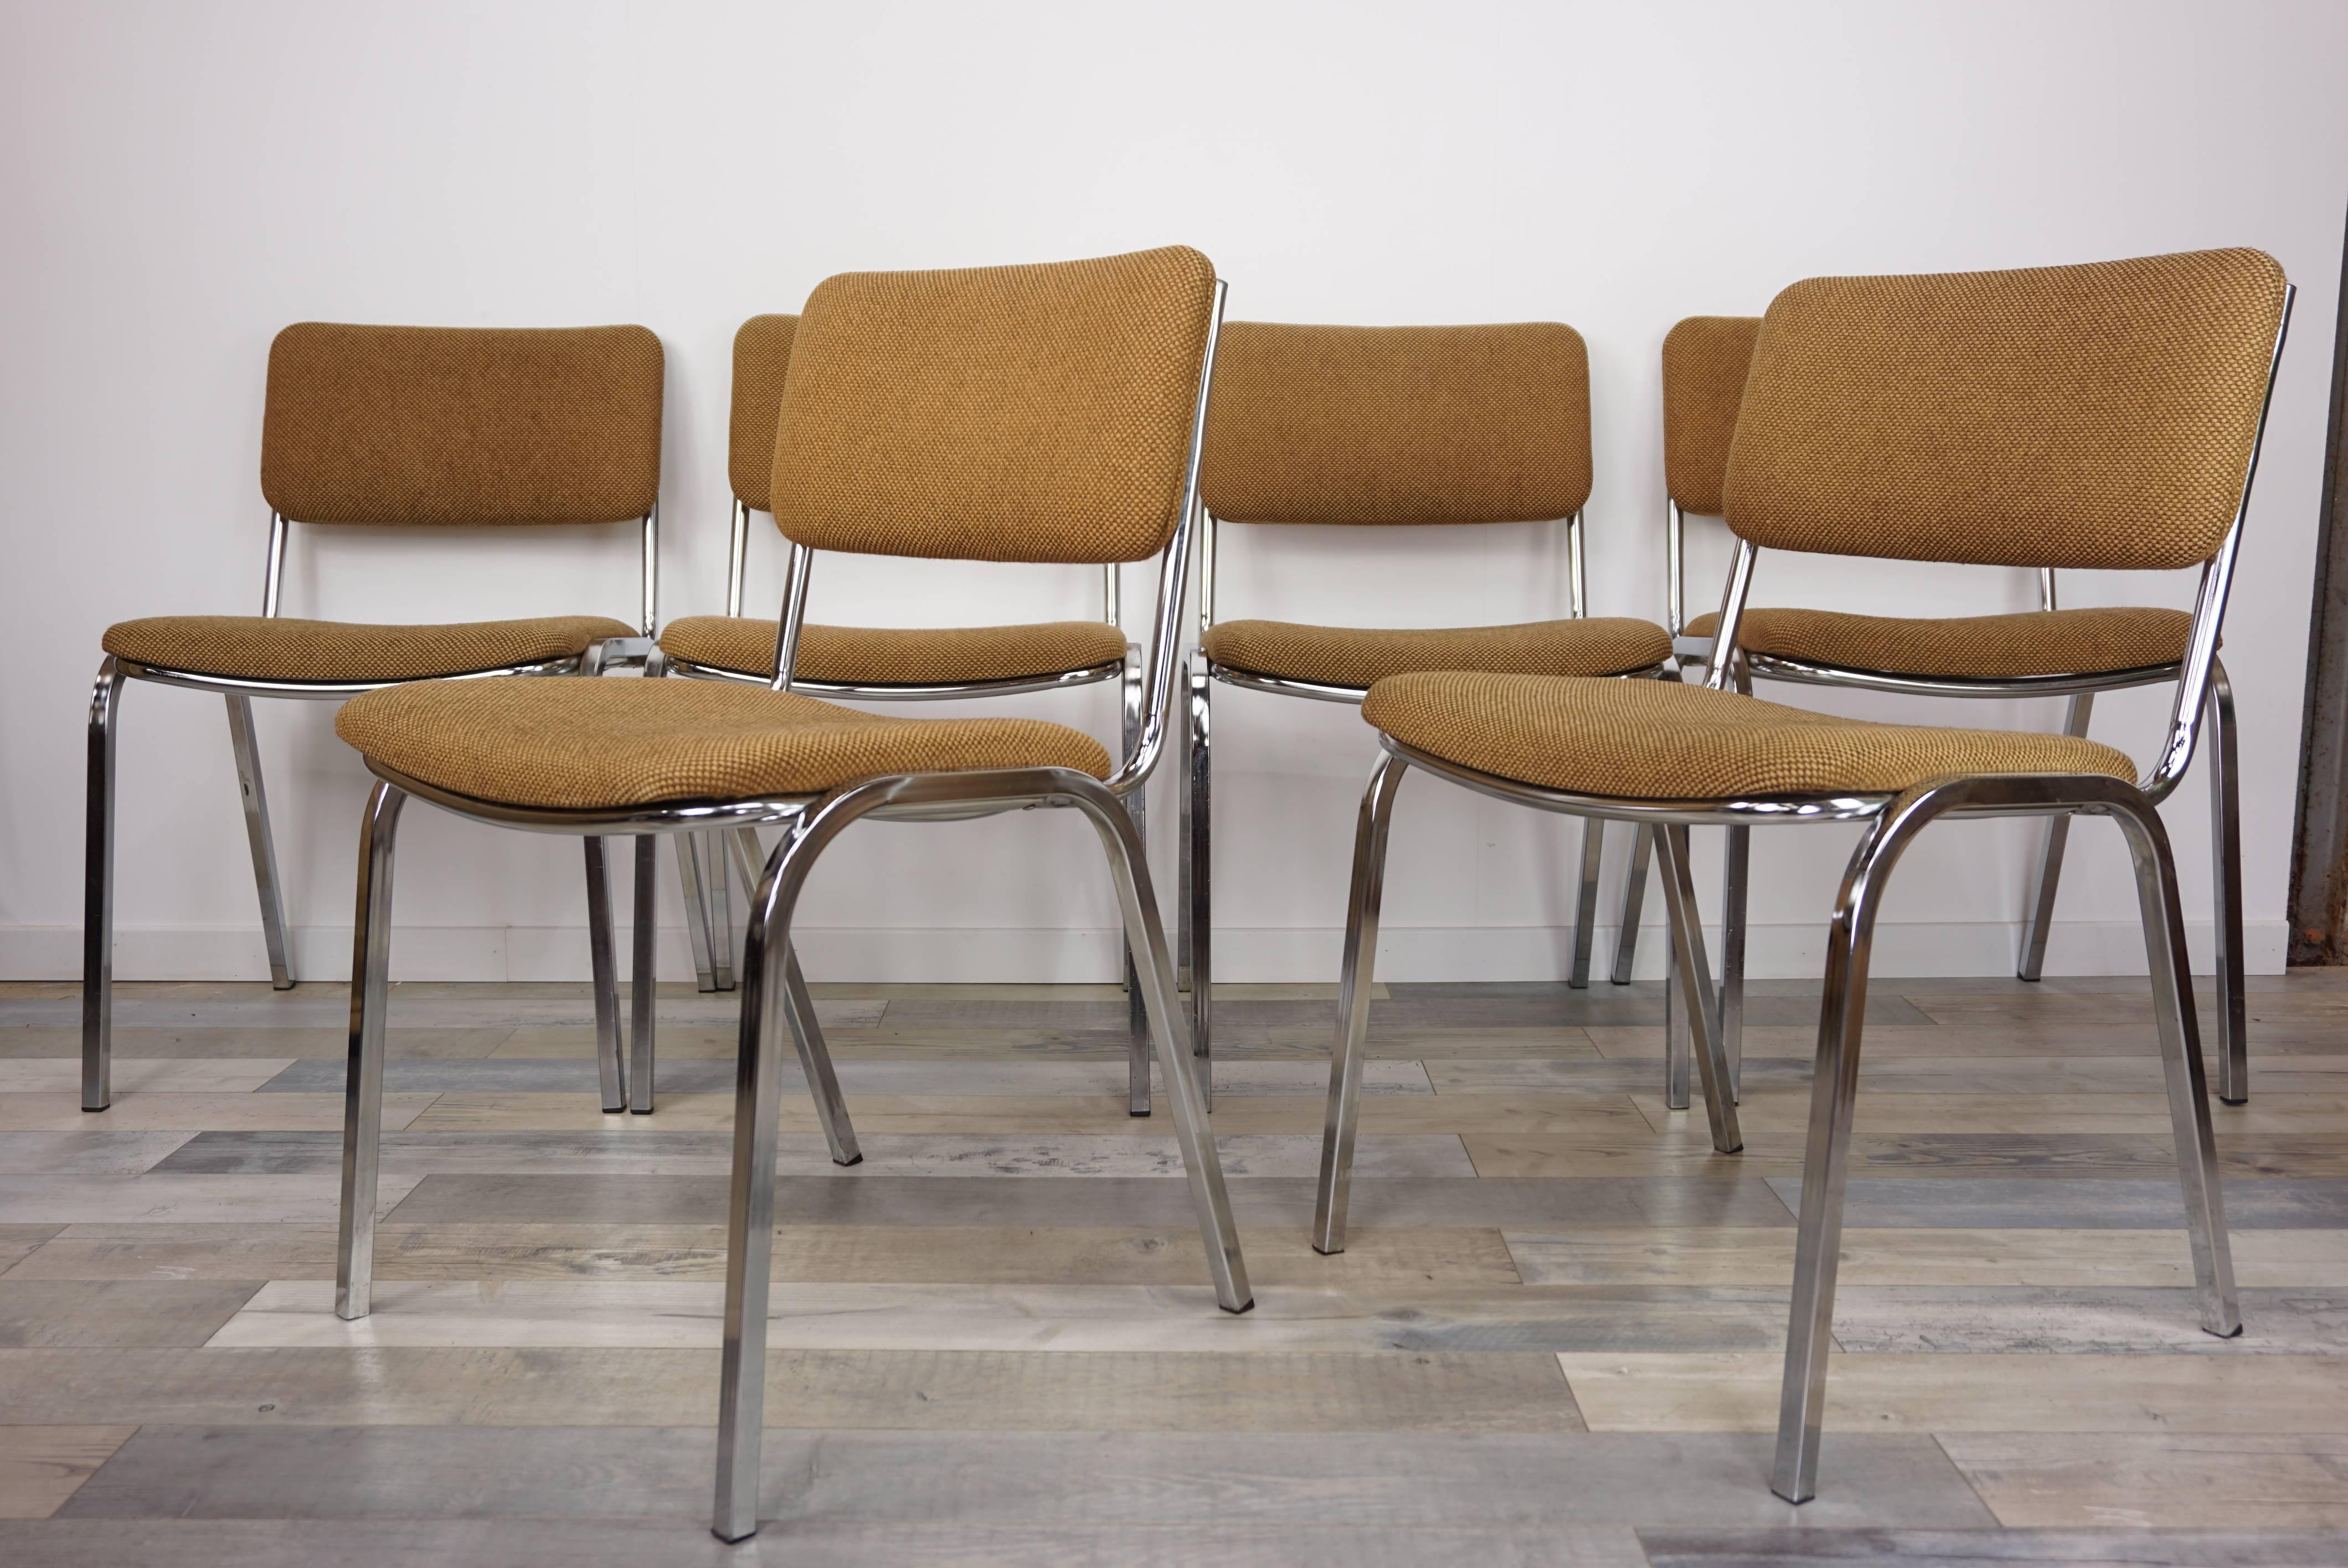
[1935,1433,2348,1529]
[0,1428,137,1520]
[0,1094,440,1133]
[0,1280,261,1348]
[0,1175,425,1226]
[1639,1526,2348,1564]
[1770,1177,2348,1229]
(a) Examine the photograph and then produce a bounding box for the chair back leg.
[2016,694,2094,981]
[1654,825,1742,1153]
[81,659,125,1111]
[1313,752,1409,1255]
[628,835,658,1113]
[1182,649,1214,1102]
[1609,823,1651,985]
[582,838,628,1114]
[1121,646,1152,1115]
[335,781,406,1322]
[2207,660,2248,1102]
[674,832,721,994]
[781,941,861,1166]
[1567,818,1604,988]
[224,694,296,991]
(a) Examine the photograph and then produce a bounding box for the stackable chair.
[1185,322,1672,1093]
[1314,249,2290,1502]
[317,246,1252,1543]
[83,324,664,1111]
[1619,309,2259,1103]
[656,312,1160,1110]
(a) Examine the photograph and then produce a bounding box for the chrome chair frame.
[1186,506,1662,1103]
[662,468,1156,1115]
[331,280,1248,1544]
[1620,492,2252,1105]
[1321,285,2288,1503]
[81,507,660,1111]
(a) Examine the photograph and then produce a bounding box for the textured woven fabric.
[1723,249,2287,571]
[1662,317,1762,515]
[1683,605,2193,679]
[1200,321,1592,525]
[660,616,1127,684]
[336,677,1112,810]
[769,247,1215,565]
[103,615,636,683]
[260,324,663,525]
[1206,617,1668,688]
[729,314,797,510]
[1363,672,2136,801]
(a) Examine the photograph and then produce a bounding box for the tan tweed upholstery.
[769,247,1215,565]
[1662,317,1762,514]
[102,615,636,683]
[660,616,1127,684]
[337,678,1112,811]
[1682,605,2193,679]
[1206,617,1669,689]
[261,324,664,525]
[1724,249,2287,571]
[729,314,797,510]
[1200,321,1592,525]
[1363,673,2136,801]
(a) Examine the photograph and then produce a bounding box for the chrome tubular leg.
[1568,818,1604,989]
[1313,753,1409,1256]
[81,660,125,1112]
[1772,799,1927,1505]
[708,832,736,991]
[2208,662,2247,1103]
[583,838,627,1115]
[1122,647,1151,1116]
[224,694,296,991]
[1077,779,1250,1312]
[1663,911,1691,1112]
[628,835,657,1114]
[1185,649,1213,1108]
[783,941,861,1165]
[2017,695,2094,981]
[1656,824,1741,1153]
[675,833,719,994]
[1720,824,1749,1102]
[2115,799,2242,1336]
[335,781,406,1321]
[1610,824,1652,986]
[713,833,796,1543]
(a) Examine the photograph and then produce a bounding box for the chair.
[1313,249,2290,1502]
[319,246,1252,1544]
[655,314,1159,1111]
[1615,311,2257,1104]
[83,323,665,1112]
[1186,322,1672,1094]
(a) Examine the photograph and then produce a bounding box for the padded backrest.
[1661,316,1762,515]
[1723,249,2288,571]
[260,324,663,525]
[768,246,1217,565]
[1200,321,1592,525]
[729,314,797,511]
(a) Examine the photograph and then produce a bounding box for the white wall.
[3,0,2343,983]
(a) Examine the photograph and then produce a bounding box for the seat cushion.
[1203,617,1670,689]
[659,616,1127,684]
[335,676,1113,811]
[1362,672,2135,801]
[102,615,638,683]
[1682,606,2192,679]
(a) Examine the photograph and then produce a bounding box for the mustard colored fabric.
[103,615,636,683]
[1683,605,2194,680]
[728,314,797,511]
[660,616,1127,684]
[1205,617,1669,689]
[1662,316,1762,515]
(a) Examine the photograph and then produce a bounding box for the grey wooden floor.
[2,972,2347,1565]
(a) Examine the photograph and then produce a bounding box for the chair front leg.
[1719,824,1748,1103]
[1655,824,1741,1153]
[1122,644,1150,1116]
[2114,798,2241,1335]
[335,781,407,1321]
[2207,661,2247,1103]
[583,838,627,1114]
[1568,818,1604,989]
[730,828,858,1164]
[2017,694,2094,981]
[224,694,296,991]
[1609,823,1651,986]
[1313,752,1409,1255]
[707,832,736,991]
[81,659,126,1112]
[629,835,657,1113]
[1183,648,1214,1108]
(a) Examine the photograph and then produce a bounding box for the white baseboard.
[0,917,2291,983]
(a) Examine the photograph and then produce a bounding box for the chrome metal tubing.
[1610,824,1651,986]
[674,831,719,994]
[1567,511,1588,618]
[1183,648,1213,1089]
[640,506,660,637]
[1748,653,2182,702]
[712,765,1251,1541]
[261,511,288,618]
[583,838,629,1115]
[224,694,296,991]
[768,543,813,694]
[2037,567,2058,612]
[1665,500,1686,637]
[724,827,857,1164]
[109,654,586,703]
[1567,816,1604,989]
[2208,659,2247,1102]
[80,659,126,1111]
[670,653,1124,702]
[708,832,735,990]
[2017,694,2095,982]
[1121,644,1152,1115]
[1312,752,1409,1254]
[725,499,751,619]
[629,834,657,1113]
[1717,658,1753,1096]
[1655,823,1741,1151]
[1704,540,1759,693]
[1104,561,1121,627]
[335,780,406,1321]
